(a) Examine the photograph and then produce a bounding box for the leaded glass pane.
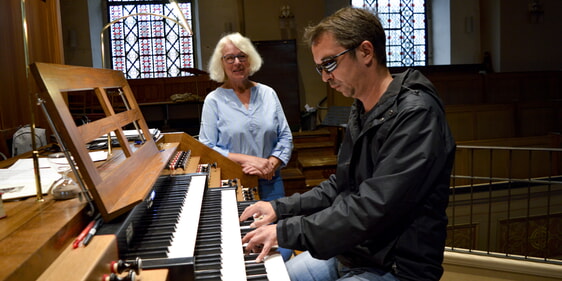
[106,0,194,79]
[351,0,427,66]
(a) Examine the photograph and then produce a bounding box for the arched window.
[351,0,427,66]
[105,0,194,79]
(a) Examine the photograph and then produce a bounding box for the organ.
[0,63,289,281]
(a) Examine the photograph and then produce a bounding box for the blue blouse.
[199,83,293,168]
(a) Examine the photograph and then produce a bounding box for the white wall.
[450,0,481,64]
[432,0,451,65]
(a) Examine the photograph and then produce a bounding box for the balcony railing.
[447,143,562,265]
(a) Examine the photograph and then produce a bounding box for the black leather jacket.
[272,69,456,281]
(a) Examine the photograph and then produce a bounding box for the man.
[240,7,455,281]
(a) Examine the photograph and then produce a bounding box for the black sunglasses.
[315,48,355,75]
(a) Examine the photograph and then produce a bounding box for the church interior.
[0,0,561,280]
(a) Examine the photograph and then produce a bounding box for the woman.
[199,32,293,202]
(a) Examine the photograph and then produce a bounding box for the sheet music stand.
[31,63,178,221]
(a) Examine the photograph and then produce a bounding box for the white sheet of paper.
[89,151,108,162]
[0,158,60,200]
[0,151,106,201]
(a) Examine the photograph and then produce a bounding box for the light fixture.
[170,0,193,36]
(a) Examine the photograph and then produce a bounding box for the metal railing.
[447,143,562,265]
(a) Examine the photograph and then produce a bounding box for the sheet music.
[0,158,59,200]
[93,128,161,141]
[0,152,108,201]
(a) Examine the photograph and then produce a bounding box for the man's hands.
[242,224,278,263]
[239,201,279,263]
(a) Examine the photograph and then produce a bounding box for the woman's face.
[221,42,250,82]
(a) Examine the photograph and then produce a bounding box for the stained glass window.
[106,0,194,79]
[351,0,427,67]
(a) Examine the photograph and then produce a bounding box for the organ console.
[0,63,289,281]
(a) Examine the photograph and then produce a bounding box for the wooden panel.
[429,73,485,105]
[484,71,562,103]
[499,214,562,259]
[0,0,63,133]
[390,64,486,105]
[446,110,476,142]
[0,196,88,281]
[515,101,560,137]
[127,75,220,104]
[252,40,301,131]
[139,101,203,135]
[446,104,515,141]
[37,235,119,281]
[474,106,515,139]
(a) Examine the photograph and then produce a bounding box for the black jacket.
[272,69,456,281]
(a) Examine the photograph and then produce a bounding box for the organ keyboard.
[97,173,208,278]
[99,173,290,281]
[194,187,290,281]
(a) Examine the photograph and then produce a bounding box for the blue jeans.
[285,251,399,281]
[258,170,285,201]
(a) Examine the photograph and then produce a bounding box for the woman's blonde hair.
[208,32,263,83]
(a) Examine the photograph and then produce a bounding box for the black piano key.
[246,274,269,281]
[194,270,222,281]
[123,249,168,259]
[194,261,220,271]
[131,243,172,254]
[132,230,173,241]
[135,219,179,230]
[246,267,268,275]
[136,225,177,236]
[132,240,171,251]
[195,246,221,256]
[195,253,221,262]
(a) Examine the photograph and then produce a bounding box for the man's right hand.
[239,201,276,228]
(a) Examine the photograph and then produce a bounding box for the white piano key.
[167,174,207,258]
[221,189,247,280]
[264,253,291,281]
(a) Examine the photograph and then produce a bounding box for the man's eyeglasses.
[315,48,354,75]
[223,54,248,64]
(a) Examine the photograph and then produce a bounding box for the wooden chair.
[30,62,178,221]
